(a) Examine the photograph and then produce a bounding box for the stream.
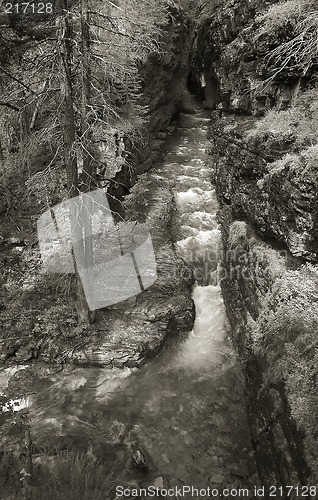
[1,110,259,498]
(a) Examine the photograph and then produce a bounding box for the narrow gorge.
[0,0,318,498]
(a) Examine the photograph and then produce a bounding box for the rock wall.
[217,208,315,487]
[192,0,318,487]
[208,116,318,261]
[189,0,308,115]
[108,5,196,209]
[209,114,318,484]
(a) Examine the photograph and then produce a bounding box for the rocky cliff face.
[210,114,318,483]
[108,5,195,209]
[209,116,318,261]
[190,0,308,114]
[192,0,318,486]
[216,210,316,487]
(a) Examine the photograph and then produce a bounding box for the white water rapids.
[156,111,231,371]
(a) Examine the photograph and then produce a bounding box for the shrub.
[247,86,318,151]
[0,450,21,499]
[0,449,118,500]
[31,450,116,500]
[254,1,318,80]
[255,0,315,40]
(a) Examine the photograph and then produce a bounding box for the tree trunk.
[59,3,78,199]
[78,0,96,322]
[59,0,93,325]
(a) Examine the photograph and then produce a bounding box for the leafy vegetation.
[254,0,315,39]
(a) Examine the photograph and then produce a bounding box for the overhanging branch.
[0,101,20,111]
[0,67,36,94]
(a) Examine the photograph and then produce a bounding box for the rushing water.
[1,110,258,498]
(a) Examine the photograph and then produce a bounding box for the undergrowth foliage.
[247,86,318,151]
[251,266,318,474]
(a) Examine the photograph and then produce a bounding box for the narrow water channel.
[108,109,259,494]
[2,110,259,498]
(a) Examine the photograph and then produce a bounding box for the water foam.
[177,285,229,371]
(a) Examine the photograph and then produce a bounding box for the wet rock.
[151,139,165,151]
[209,472,225,484]
[230,463,256,478]
[153,476,164,488]
[0,237,26,247]
[131,445,149,473]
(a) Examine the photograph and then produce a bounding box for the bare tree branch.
[0,67,36,94]
[0,101,20,111]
